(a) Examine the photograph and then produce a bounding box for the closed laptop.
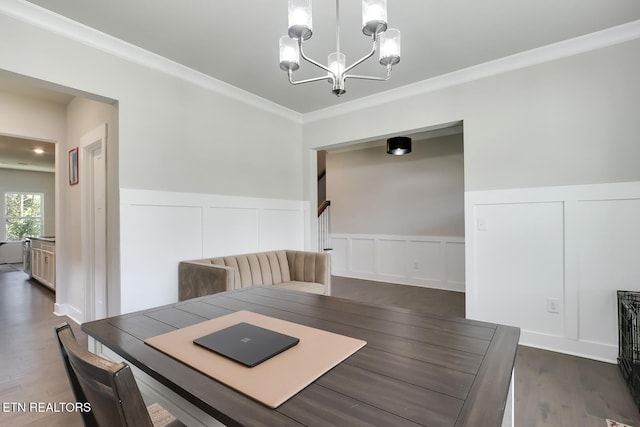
[193,322,300,367]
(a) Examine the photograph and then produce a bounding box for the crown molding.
[0,0,303,123]
[303,19,640,124]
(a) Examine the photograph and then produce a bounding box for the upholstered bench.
[178,250,330,301]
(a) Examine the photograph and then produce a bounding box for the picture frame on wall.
[69,148,79,185]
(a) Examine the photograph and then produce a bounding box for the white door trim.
[80,123,107,321]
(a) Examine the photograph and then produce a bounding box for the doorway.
[318,122,466,293]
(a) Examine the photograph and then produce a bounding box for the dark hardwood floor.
[332,276,640,427]
[0,267,86,427]
[332,275,466,318]
[0,268,638,426]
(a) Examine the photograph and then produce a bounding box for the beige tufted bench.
[178,250,330,301]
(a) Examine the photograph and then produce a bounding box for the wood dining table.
[81,286,519,427]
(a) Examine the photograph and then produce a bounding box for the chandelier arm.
[342,34,378,75]
[288,69,335,86]
[298,40,334,76]
[344,65,393,82]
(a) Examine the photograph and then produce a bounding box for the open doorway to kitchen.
[0,71,119,322]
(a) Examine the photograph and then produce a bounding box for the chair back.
[55,323,154,427]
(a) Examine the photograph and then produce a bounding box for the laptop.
[193,322,300,367]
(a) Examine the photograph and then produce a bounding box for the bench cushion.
[274,281,326,295]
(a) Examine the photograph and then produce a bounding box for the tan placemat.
[144,310,366,408]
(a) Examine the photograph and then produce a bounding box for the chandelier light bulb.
[379,28,400,66]
[288,0,313,40]
[327,52,346,77]
[362,0,388,36]
[279,36,300,71]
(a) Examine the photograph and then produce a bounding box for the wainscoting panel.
[474,202,565,337]
[331,237,349,272]
[351,238,376,274]
[445,242,466,286]
[260,208,304,252]
[204,207,259,256]
[407,240,443,282]
[120,204,203,313]
[119,189,308,314]
[577,198,640,348]
[465,181,640,362]
[378,239,406,278]
[331,234,465,292]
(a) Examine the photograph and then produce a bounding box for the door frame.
[80,123,107,321]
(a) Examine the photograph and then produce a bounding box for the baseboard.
[519,330,617,364]
[53,303,83,324]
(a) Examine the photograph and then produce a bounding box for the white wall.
[302,35,640,360]
[466,182,640,362]
[0,90,66,143]
[303,39,640,191]
[326,134,464,236]
[0,9,302,199]
[0,6,304,315]
[119,189,307,313]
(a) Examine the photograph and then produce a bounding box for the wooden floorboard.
[332,275,466,318]
[0,268,639,426]
[0,268,85,427]
[331,276,640,427]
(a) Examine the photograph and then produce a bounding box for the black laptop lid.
[193,322,300,367]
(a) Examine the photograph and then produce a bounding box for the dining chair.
[55,323,185,427]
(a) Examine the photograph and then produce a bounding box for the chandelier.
[279,0,401,96]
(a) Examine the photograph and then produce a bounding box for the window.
[4,192,43,241]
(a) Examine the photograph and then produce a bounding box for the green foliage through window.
[4,193,43,241]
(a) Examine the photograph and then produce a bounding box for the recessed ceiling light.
[33,148,44,154]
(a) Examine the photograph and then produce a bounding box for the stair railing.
[318,200,332,251]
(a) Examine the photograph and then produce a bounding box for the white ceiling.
[20,0,640,114]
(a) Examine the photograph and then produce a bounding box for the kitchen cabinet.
[31,238,55,290]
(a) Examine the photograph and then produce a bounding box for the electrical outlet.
[547,298,560,314]
[413,261,419,270]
